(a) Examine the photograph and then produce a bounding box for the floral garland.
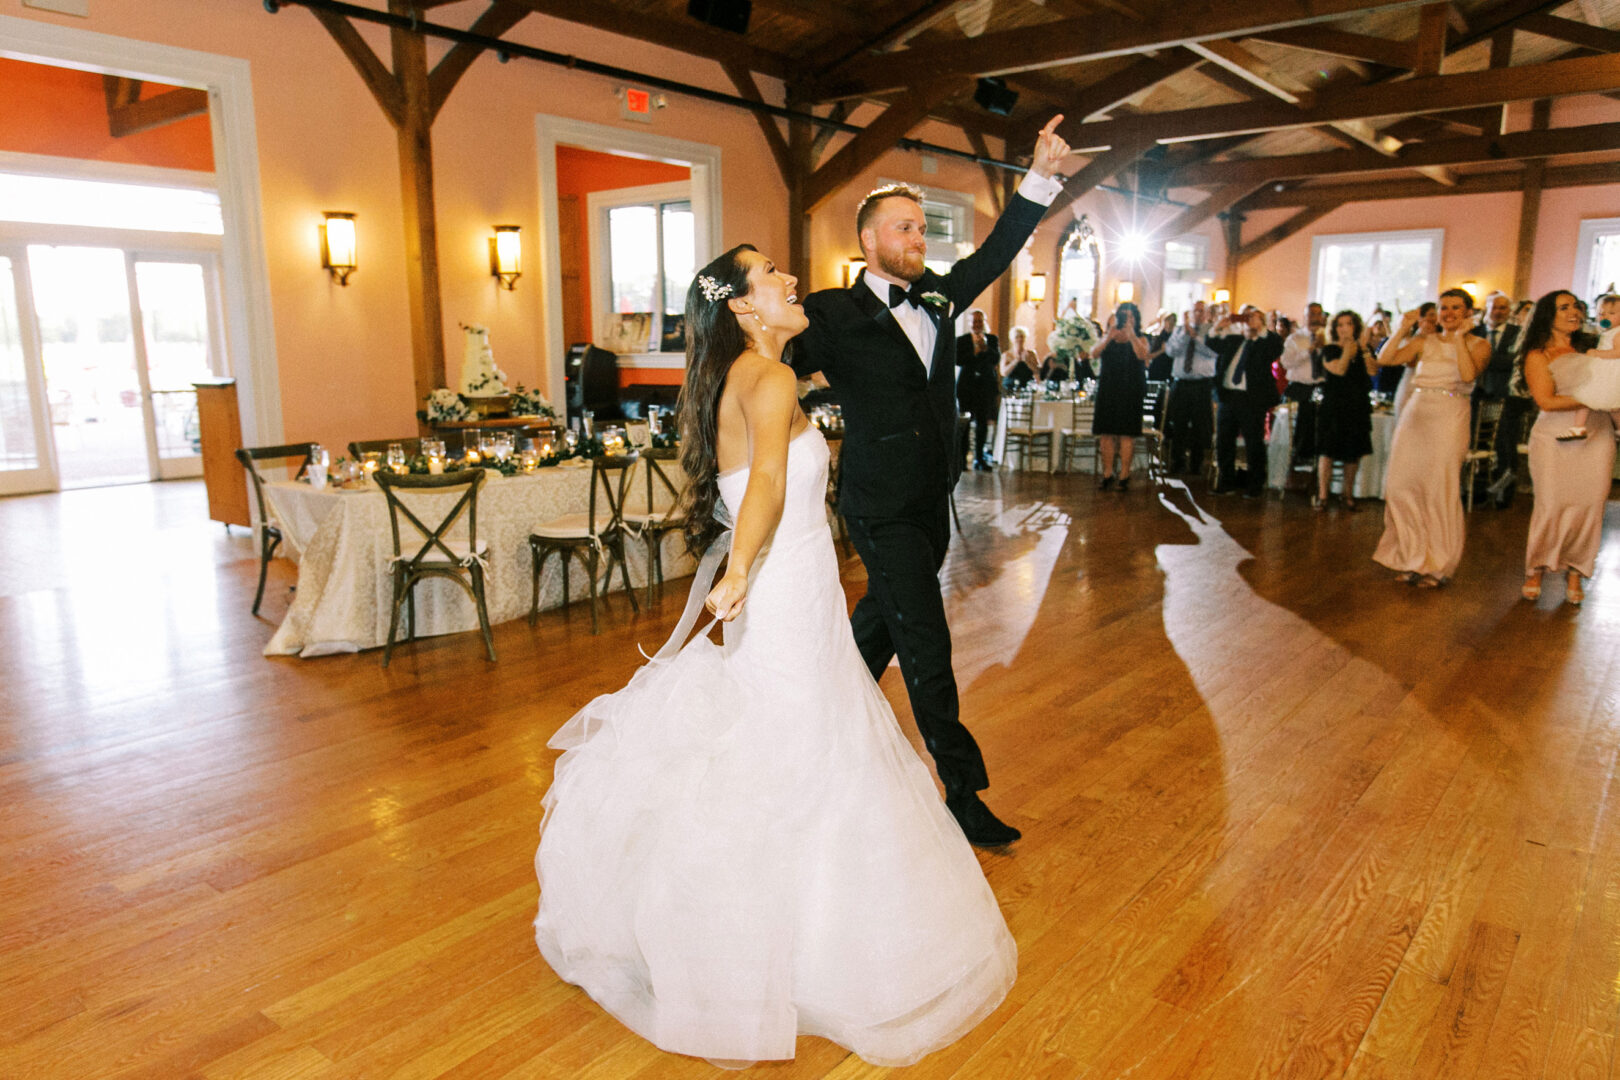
[507,384,558,419]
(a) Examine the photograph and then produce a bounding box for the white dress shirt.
[1164,323,1217,379]
[862,171,1063,374]
[1223,339,1249,391]
[1280,328,1320,384]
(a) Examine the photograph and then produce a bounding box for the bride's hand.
[705,572,749,621]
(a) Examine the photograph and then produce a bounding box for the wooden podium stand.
[193,378,251,528]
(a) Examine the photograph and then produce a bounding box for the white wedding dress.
[533,424,1015,1067]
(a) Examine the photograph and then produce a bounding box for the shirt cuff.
[1016,171,1063,207]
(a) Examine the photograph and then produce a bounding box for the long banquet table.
[262,460,689,657]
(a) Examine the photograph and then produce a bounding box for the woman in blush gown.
[1372,288,1489,587]
[1520,290,1613,606]
[533,245,1016,1069]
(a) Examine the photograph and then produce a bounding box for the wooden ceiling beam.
[724,63,793,185]
[802,80,962,212]
[1060,51,1620,152]
[1237,203,1343,262]
[510,0,793,80]
[800,0,1427,100]
[1063,49,1204,122]
[1516,12,1620,52]
[426,0,529,122]
[1411,2,1449,75]
[106,86,209,138]
[1044,137,1158,220]
[1245,26,1414,68]
[811,0,965,79]
[1239,160,1620,207]
[1167,120,1620,186]
[1162,182,1265,235]
[311,8,405,125]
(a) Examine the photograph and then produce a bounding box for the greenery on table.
[507,384,558,419]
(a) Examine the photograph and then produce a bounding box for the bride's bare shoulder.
[728,352,797,395]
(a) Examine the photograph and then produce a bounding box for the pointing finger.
[1039,114,1064,139]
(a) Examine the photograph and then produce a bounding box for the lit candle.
[427,453,445,475]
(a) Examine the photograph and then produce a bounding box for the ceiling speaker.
[688,0,751,33]
[973,77,1018,117]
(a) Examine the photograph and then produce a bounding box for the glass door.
[131,255,225,480]
[0,248,56,496]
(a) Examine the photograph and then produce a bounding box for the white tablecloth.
[992,398,1096,473]
[1267,404,1395,499]
[262,460,689,657]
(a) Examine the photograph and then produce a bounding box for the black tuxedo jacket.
[955,331,1001,413]
[1473,322,1521,397]
[1211,331,1284,409]
[792,192,1046,517]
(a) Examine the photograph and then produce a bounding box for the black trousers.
[1284,382,1318,462]
[1216,394,1270,494]
[1491,395,1536,495]
[845,504,989,797]
[958,401,993,463]
[1165,378,1213,472]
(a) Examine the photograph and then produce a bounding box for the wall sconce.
[843,258,866,288]
[1024,273,1047,306]
[1458,280,1481,303]
[1213,288,1231,304]
[320,211,357,286]
[1114,281,1135,305]
[490,225,522,290]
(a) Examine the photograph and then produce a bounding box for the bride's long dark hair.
[676,244,757,556]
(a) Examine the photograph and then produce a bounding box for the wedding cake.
[459,324,508,397]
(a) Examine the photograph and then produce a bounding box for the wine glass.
[386,442,407,474]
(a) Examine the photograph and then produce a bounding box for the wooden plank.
[425,0,529,123]
[1513,99,1550,300]
[1060,51,1620,152]
[1062,49,1204,122]
[509,0,792,80]
[1238,161,1618,209]
[801,80,960,212]
[802,0,1428,100]
[1516,11,1620,52]
[1236,204,1341,263]
[107,87,209,139]
[723,62,792,185]
[1246,26,1416,68]
[1412,2,1451,75]
[391,2,448,403]
[1166,120,1620,187]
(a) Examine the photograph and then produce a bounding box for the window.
[1161,235,1212,316]
[0,172,221,234]
[592,181,695,353]
[1574,217,1620,302]
[1058,215,1099,320]
[1309,229,1442,317]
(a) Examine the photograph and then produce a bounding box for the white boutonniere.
[920,291,949,314]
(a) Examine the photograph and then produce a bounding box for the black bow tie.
[888,282,925,309]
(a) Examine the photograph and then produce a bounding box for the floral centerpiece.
[425,388,470,423]
[507,384,558,419]
[1046,312,1101,373]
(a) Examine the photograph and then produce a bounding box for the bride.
[533,244,1016,1068]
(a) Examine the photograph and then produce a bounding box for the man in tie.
[1471,291,1526,507]
[1162,300,1217,475]
[954,309,1000,471]
[1211,305,1284,497]
[791,116,1071,848]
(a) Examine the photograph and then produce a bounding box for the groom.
[792,116,1071,848]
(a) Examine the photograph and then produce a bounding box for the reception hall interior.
[6,0,1620,1075]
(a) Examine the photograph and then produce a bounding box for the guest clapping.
[1089,302,1150,490]
[955,309,1000,471]
[1371,290,1489,587]
[999,327,1039,393]
[1211,306,1283,498]
[1312,310,1377,511]
[1520,291,1612,605]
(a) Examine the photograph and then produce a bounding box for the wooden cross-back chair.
[234,443,312,615]
[373,469,495,666]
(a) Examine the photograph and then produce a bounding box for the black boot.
[946,792,1021,848]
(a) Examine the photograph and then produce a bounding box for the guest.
[1088,301,1150,490]
[1210,305,1283,498]
[999,327,1039,393]
[1146,311,1178,381]
[1279,305,1325,462]
[1372,289,1488,587]
[1162,300,1217,475]
[1312,310,1377,511]
[1471,291,1527,507]
[1520,290,1611,605]
[1039,351,1069,383]
[954,308,1000,471]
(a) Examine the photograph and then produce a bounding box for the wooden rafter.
[106,86,209,138]
[1240,160,1620,208]
[1064,49,1204,122]
[1167,121,1620,187]
[1060,52,1620,152]
[311,8,404,125]
[1164,183,1264,236]
[1045,138,1157,220]
[1411,2,1450,75]
[965,130,1006,215]
[800,0,1427,100]
[802,80,961,212]
[1516,11,1620,51]
[724,63,793,185]
[812,0,965,80]
[1245,26,1414,68]
[1237,204,1343,263]
[810,101,854,163]
[426,0,529,122]
[510,0,792,80]
[1513,99,1551,298]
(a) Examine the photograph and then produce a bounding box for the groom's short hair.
[856,183,924,244]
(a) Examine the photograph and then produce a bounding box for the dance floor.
[3,473,1619,1079]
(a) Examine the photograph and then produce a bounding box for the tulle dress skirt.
[533,427,1015,1067]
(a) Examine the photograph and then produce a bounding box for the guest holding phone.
[1088,302,1150,490]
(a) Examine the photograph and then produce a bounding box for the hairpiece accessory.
[697,275,733,302]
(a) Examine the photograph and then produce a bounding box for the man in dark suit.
[1471,291,1527,507]
[955,308,1000,471]
[1211,306,1284,498]
[790,116,1071,848]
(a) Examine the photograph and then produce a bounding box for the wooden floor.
[4,471,1619,1079]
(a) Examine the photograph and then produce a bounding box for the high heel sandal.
[1566,572,1584,606]
[1522,572,1543,600]
[1310,494,1326,511]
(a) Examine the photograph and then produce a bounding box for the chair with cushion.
[234,443,312,615]
[529,453,640,634]
[1001,392,1053,472]
[622,448,687,605]
[373,469,495,666]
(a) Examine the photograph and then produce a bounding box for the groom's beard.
[875,249,924,283]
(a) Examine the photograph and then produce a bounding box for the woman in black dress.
[1088,301,1150,490]
[1313,309,1377,511]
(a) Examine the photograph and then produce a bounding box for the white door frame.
[0,14,282,448]
[535,115,722,407]
[0,244,57,495]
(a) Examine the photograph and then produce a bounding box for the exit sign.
[619,85,657,124]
